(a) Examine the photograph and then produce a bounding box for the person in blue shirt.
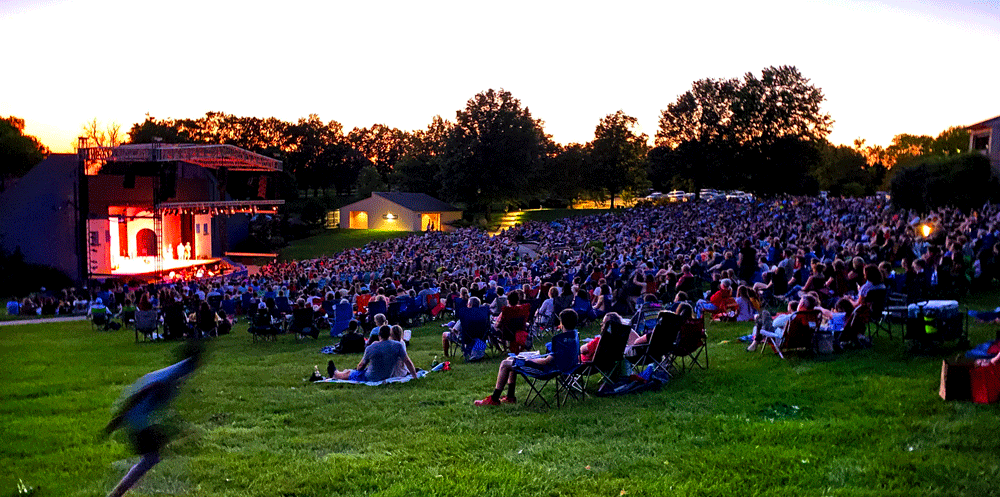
[6,298,20,316]
[104,341,203,497]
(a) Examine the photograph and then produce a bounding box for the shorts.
[348,369,368,382]
[129,425,167,455]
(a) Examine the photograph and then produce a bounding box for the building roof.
[968,114,1000,131]
[373,192,461,212]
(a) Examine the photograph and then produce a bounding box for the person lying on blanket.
[329,325,417,382]
[474,308,578,406]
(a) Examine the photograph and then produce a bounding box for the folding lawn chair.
[864,287,889,339]
[289,307,318,339]
[668,317,708,373]
[571,322,630,396]
[631,302,663,335]
[760,310,820,359]
[513,329,580,409]
[134,309,160,343]
[329,302,353,337]
[628,311,684,377]
[451,305,491,361]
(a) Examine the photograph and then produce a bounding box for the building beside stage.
[339,192,462,232]
[0,142,283,283]
[968,114,999,171]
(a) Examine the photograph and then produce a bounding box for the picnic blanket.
[316,369,428,386]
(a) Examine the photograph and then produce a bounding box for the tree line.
[0,64,986,212]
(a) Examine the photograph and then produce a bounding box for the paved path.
[0,315,88,326]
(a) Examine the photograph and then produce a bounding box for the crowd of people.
[9,195,1000,376]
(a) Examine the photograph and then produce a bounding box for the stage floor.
[110,257,220,276]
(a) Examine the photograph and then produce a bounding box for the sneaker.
[747,341,758,352]
[499,396,516,404]
[474,396,501,406]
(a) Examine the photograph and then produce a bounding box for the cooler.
[906,300,963,341]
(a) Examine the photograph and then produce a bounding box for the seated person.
[337,320,367,354]
[625,304,693,356]
[733,286,759,322]
[328,325,417,382]
[493,291,531,353]
[389,325,410,377]
[366,313,389,347]
[6,298,20,317]
[694,279,736,318]
[746,294,818,351]
[441,297,487,357]
[88,297,110,325]
[474,309,578,406]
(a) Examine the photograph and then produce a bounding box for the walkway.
[0,315,88,326]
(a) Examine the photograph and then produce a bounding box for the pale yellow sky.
[2,0,998,153]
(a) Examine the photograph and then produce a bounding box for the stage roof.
[80,143,282,172]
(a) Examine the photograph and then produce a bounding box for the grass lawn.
[4,296,1000,496]
[278,229,415,262]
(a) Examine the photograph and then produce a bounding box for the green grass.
[4,300,1000,496]
[279,229,415,261]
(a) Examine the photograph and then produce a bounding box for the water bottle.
[431,355,439,368]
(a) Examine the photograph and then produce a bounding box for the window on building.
[973,133,990,152]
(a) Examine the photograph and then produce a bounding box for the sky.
[2,0,999,153]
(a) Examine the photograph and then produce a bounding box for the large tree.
[391,116,452,196]
[436,89,549,217]
[590,111,649,208]
[347,124,410,183]
[0,117,48,191]
[655,66,831,195]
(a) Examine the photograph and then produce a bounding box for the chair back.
[673,318,707,356]
[647,311,684,358]
[356,294,371,315]
[135,309,158,331]
[322,299,336,316]
[221,298,236,316]
[784,310,820,350]
[498,304,530,336]
[458,306,490,342]
[275,296,292,314]
[589,322,630,369]
[551,329,581,374]
[292,308,313,328]
[632,303,663,334]
[367,299,387,322]
[387,301,402,324]
[865,287,888,315]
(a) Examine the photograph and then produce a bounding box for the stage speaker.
[123,172,135,188]
[158,164,177,200]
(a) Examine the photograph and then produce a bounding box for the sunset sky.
[2,0,998,153]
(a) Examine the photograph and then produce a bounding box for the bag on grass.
[939,357,973,401]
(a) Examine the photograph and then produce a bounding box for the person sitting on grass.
[366,313,388,347]
[337,320,367,354]
[328,325,417,382]
[474,308,578,406]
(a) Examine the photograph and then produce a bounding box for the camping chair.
[668,318,708,373]
[355,293,372,319]
[513,330,581,409]
[133,309,160,342]
[249,309,279,342]
[493,304,531,354]
[630,302,663,335]
[329,301,353,337]
[289,307,318,339]
[760,310,820,359]
[879,291,908,339]
[451,305,491,360]
[207,294,223,312]
[572,322,631,395]
[90,310,110,331]
[628,311,684,377]
[275,296,293,316]
[221,298,237,321]
[120,308,136,329]
[386,301,402,326]
[864,287,889,339]
[162,304,189,340]
[397,297,422,326]
[529,306,556,344]
[426,293,444,321]
[365,299,388,330]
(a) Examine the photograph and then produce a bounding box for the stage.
[108,257,222,277]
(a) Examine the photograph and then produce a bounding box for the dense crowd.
[9,196,1000,353]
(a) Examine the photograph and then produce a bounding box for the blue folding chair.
[513,330,580,408]
[330,302,353,337]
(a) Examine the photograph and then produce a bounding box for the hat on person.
[95,297,102,304]
[258,302,267,309]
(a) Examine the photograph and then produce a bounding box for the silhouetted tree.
[590,111,649,207]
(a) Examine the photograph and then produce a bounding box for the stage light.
[921,224,932,237]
